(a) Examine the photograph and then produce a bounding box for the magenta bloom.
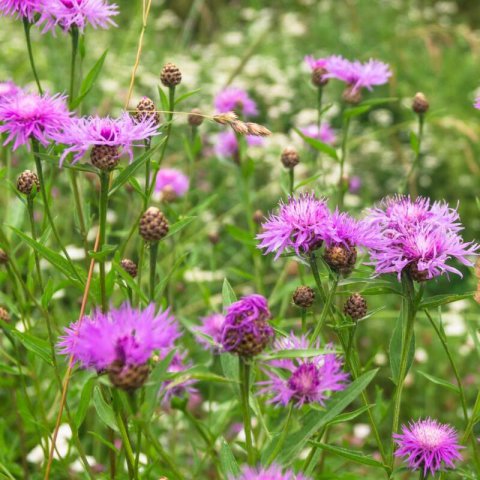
[215,131,263,157]
[194,313,225,351]
[214,87,258,117]
[55,113,158,165]
[325,56,391,92]
[0,90,70,151]
[257,193,330,259]
[258,333,348,408]
[38,0,118,33]
[57,303,180,371]
[0,81,21,100]
[349,175,362,194]
[474,96,480,110]
[221,294,274,357]
[0,0,44,20]
[300,123,336,145]
[304,55,330,71]
[232,464,311,480]
[155,168,189,198]
[394,418,462,477]
[365,195,479,280]
[161,351,198,406]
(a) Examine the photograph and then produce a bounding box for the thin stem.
[26,195,43,290]
[266,403,293,465]
[69,26,79,108]
[239,358,255,464]
[311,275,338,344]
[308,253,327,303]
[99,171,109,313]
[405,114,425,198]
[316,87,323,132]
[69,169,89,258]
[23,18,43,94]
[301,308,307,333]
[288,168,294,196]
[338,114,351,209]
[149,241,158,301]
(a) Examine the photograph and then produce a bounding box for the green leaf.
[294,128,338,161]
[361,97,397,107]
[88,244,117,261]
[220,354,238,384]
[261,348,342,361]
[175,88,201,105]
[225,224,257,247]
[276,369,378,465]
[389,315,415,385]
[344,105,372,119]
[219,438,240,477]
[109,141,164,197]
[114,262,148,305]
[157,85,169,112]
[418,371,459,394]
[420,292,475,310]
[92,386,118,432]
[325,404,374,426]
[308,441,387,469]
[70,50,108,109]
[165,216,196,239]
[5,325,52,365]
[75,378,95,428]
[222,278,237,309]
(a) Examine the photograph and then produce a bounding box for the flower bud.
[344,293,367,320]
[139,207,169,242]
[135,96,160,126]
[342,85,362,105]
[406,260,429,282]
[281,147,300,168]
[292,286,315,308]
[17,170,40,195]
[188,108,204,127]
[323,244,357,275]
[412,92,429,114]
[120,258,138,278]
[312,67,329,87]
[90,145,120,171]
[160,63,182,88]
[108,360,150,391]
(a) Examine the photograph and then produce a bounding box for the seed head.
[120,258,138,278]
[188,108,204,127]
[134,96,160,126]
[0,249,8,265]
[230,120,250,136]
[323,244,357,275]
[281,146,300,168]
[17,170,40,195]
[139,207,169,242]
[0,307,10,323]
[406,260,430,282]
[293,286,315,308]
[160,63,182,88]
[213,112,238,125]
[312,67,329,87]
[245,122,271,136]
[342,85,363,105]
[108,361,150,391]
[344,293,367,320]
[90,145,120,171]
[412,92,429,114]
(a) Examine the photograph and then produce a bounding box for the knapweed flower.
[365,195,479,281]
[215,131,263,158]
[221,294,274,357]
[0,0,44,20]
[256,193,330,260]
[0,90,70,151]
[304,55,333,87]
[161,351,197,406]
[38,0,118,33]
[394,418,462,477]
[155,168,189,200]
[55,113,158,166]
[58,303,180,390]
[194,313,225,351]
[232,464,311,480]
[0,81,20,100]
[258,333,348,407]
[215,87,258,117]
[300,123,336,145]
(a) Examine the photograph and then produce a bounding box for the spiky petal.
[215,87,258,118]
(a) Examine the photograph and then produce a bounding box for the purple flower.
[215,87,258,117]
[194,313,225,351]
[474,96,480,110]
[232,464,311,480]
[394,418,462,477]
[57,303,180,371]
[38,0,118,33]
[304,55,330,71]
[215,131,263,157]
[323,210,376,249]
[349,175,362,194]
[0,0,44,20]
[0,81,21,100]
[0,90,70,151]
[256,193,330,260]
[300,123,336,145]
[221,294,274,357]
[258,333,348,408]
[325,55,391,93]
[155,168,189,198]
[55,113,158,165]
[365,195,479,280]
[161,351,198,406]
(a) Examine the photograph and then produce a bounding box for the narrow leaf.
[294,128,338,161]
[92,386,118,431]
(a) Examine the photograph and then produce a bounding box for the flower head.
[0,90,70,150]
[55,113,158,165]
[155,168,189,199]
[300,123,336,145]
[58,303,180,372]
[394,418,462,477]
[232,464,311,480]
[258,333,348,408]
[194,313,225,351]
[221,294,274,357]
[0,0,44,20]
[161,351,197,406]
[304,55,330,71]
[256,193,330,260]
[365,195,479,280]
[325,56,391,92]
[38,0,118,33]
[0,80,21,100]
[215,87,258,117]
[215,131,263,158]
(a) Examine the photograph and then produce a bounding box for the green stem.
[26,195,43,290]
[288,168,294,196]
[316,87,323,132]
[266,403,293,465]
[239,358,255,464]
[149,241,158,302]
[308,253,327,303]
[311,275,338,344]
[99,171,109,313]
[69,26,79,108]
[405,114,425,198]
[338,114,351,209]
[462,392,480,444]
[23,18,43,94]
[69,169,89,258]
[301,308,307,333]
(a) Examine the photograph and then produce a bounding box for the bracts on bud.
[293,286,315,308]
[323,244,357,275]
[312,67,329,87]
[281,147,300,169]
[17,170,40,195]
[405,260,430,282]
[342,85,362,105]
[120,258,138,278]
[134,96,160,126]
[412,92,429,115]
[160,63,182,88]
[90,145,120,171]
[188,108,204,127]
[108,361,150,391]
[139,207,169,242]
[344,293,367,320]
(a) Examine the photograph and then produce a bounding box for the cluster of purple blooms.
[232,464,311,480]
[0,0,118,33]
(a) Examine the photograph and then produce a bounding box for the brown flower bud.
[293,286,315,308]
[323,244,357,275]
[342,85,362,105]
[412,92,429,114]
[120,258,138,278]
[139,207,169,242]
[17,170,40,195]
[90,145,120,171]
[253,210,264,224]
[344,293,367,320]
[208,232,220,245]
[188,108,204,127]
[108,361,150,391]
[281,147,300,168]
[134,96,160,126]
[312,67,329,87]
[160,63,182,88]
[406,260,429,282]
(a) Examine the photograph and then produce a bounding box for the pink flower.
[214,87,258,117]
[155,168,189,198]
[0,0,44,20]
[194,313,225,351]
[232,464,311,479]
[300,123,336,145]
[215,131,263,157]
[0,81,21,100]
